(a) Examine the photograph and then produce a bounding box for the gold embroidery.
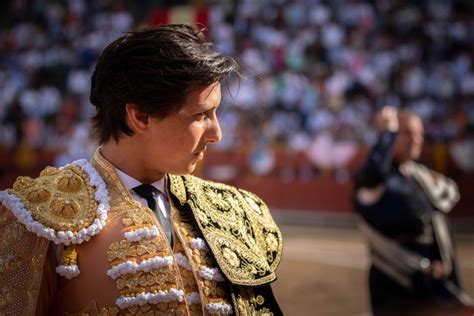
[98,307,120,316]
[136,237,166,258]
[0,287,13,306]
[167,175,186,205]
[190,249,214,267]
[115,267,179,296]
[202,279,227,297]
[64,300,120,316]
[25,187,51,204]
[50,198,80,218]
[232,287,274,316]
[27,235,50,315]
[145,268,177,286]
[56,172,84,193]
[126,302,187,315]
[188,304,202,315]
[117,272,143,294]
[265,233,279,254]
[92,151,243,315]
[126,304,154,315]
[171,207,233,315]
[0,254,22,276]
[122,209,155,228]
[1,220,25,247]
[61,246,78,266]
[169,175,283,286]
[0,214,49,315]
[256,295,265,305]
[9,164,99,233]
[222,247,240,268]
[107,240,137,263]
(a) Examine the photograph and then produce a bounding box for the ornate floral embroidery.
[116,272,142,293]
[126,301,187,315]
[222,247,240,268]
[265,233,279,253]
[136,237,166,258]
[168,175,283,286]
[107,240,137,263]
[139,267,177,288]
[171,208,234,315]
[0,160,109,246]
[122,209,154,228]
[232,286,273,316]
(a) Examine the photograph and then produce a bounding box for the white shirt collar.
[115,168,165,194]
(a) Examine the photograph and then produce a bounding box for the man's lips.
[194,149,206,159]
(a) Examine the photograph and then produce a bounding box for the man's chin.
[410,152,421,161]
[180,163,198,175]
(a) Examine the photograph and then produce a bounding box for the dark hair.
[90,24,238,143]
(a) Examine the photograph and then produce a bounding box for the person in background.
[353,106,472,315]
[0,24,283,315]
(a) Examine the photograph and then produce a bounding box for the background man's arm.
[355,106,398,205]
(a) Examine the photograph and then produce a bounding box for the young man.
[353,106,472,315]
[0,25,283,315]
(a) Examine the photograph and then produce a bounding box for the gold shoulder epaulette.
[168,174,283,286]
[0,159,110,279]
[0,159,109,246]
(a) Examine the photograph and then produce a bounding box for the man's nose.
[206,116,222,144]
[412,134,423,144]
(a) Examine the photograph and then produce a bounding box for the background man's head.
[393,111,424,163]
[90,24,237,144]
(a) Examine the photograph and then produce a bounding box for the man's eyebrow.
[197,103,218,111]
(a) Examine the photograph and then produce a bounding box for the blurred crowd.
[1,0,473,172]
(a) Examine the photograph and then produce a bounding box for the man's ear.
[125,103,150,133]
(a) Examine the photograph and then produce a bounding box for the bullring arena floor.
[271,211,474,316]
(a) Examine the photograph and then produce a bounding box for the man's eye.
[196,112,207,119]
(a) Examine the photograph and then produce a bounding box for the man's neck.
[100,140,164,183]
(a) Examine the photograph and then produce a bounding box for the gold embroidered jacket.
[0,151,283,315]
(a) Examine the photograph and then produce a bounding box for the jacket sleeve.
[355,131,398,189]
[35,243,58,315]
[0,205,53,315]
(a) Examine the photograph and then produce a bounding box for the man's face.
[393,115,424,163]
[140,82,222,178]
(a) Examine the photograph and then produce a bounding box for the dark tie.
[132,184,173,245]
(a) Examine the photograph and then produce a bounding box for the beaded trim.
[206,302,233,314]
[106,255,174,280]
[115,288,185,309]
[123,225,160,242]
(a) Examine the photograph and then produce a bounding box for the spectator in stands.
[0,0,473,176]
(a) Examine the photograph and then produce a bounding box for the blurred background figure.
[354,106,473,315]
[0,0,473,314]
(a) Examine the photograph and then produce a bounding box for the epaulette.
[168,174,283,286]
[0,159,109,279]
[409,162,459,213]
